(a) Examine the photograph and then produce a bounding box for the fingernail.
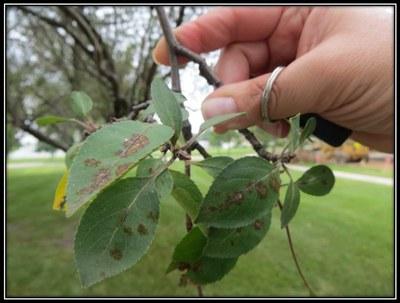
[201,97,237,119]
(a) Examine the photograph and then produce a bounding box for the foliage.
[40,77,336,293]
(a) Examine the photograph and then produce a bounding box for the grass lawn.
[6,162,394,297]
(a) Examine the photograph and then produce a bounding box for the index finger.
[152,7,284,65]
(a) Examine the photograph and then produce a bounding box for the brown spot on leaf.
[148,167,154,174]
[123,226,133,236]
[137,223,148,235]
[110,248,123,260]
[147,211,159,223]
[217,191,245,211]
[178,262,190,271]
[254,219,264,230]
[117,134,149,158]
[118,208,129,224]
[59,196,67,210]
[100,271,106,278]
[84,158,101,167]
[208,206,218,212]
[191,261,202,273]
[116,163,131,176]
[78,168,111,195]
[269,177,281,192]
[255,182,268,199]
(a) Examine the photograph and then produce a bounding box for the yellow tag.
[53,170,68,211]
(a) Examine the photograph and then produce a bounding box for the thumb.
[201,47,336,135]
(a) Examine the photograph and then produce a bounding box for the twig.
[156,7,204,297]
[156,7,210,159]
[157,17,291,163]
[277,200,315,296]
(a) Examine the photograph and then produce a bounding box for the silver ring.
[260,66,285,123]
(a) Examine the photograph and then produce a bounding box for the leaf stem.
[277,199,316,296]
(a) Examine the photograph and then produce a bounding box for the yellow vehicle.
[319,140,369,163]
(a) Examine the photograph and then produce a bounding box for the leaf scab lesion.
[255,182,268,199]
[123,226,133,236]
[147,211,159,223]
[137,223,148,235]
[109,248,123,260]
[115,163,132,176]
[208,191,245,213]
[116,134,150,158]
[254,219,264,230]
[84,158,101,167]
[78,168,112,195]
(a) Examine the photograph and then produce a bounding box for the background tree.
[6,6,197,152]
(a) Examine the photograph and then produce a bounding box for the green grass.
[7,164,394,297]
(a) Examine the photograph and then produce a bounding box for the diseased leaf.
[65,142,83,169]
[280,181,300,228]
[150,77,182,143]
[204,212,271,258]
[70,91,93,117]
[75,177,160,288]
[52,170,68,211]
[193,156,234,178]
[288,114,301,152]
[66,120,174,217]
[195,157,279,228]
[185,256,238,285]
[136,158,173,199]
[199,112,246,133]
[36,115,70,126]
[300,117,316,145]
[170,170,203,220]
[296,165,335,196]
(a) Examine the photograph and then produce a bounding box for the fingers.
[351,132,393,153]
[153,7,284,65]
[201,42,344,132]
[214,41,269,83]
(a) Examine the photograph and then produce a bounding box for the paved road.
[8,161,393,186]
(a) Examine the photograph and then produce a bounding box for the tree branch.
[157,14,292,163]
[156,7,210,159]
[19,122,69,151]
[156,7,205,297]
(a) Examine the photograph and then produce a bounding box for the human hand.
[153,7,394,153]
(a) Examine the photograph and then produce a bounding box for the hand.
[153,7,394,153]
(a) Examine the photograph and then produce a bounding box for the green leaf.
[195,157,279,228]
[199,112,246,133]
[193,156,234,178]
[204,212,271,258]
[36,115,70,126]
[173,227,207,263]
[288,114,301,152]
[75,177,160,288]
[66,120,174,217]
[65,142,83,169]
[280,181,300,228]
[185,256,238,285]
[169,170,203,220]
[300,117,316,145]
[70,91,93,117]
[296,165,335,196]
[150,77,182,143]
[136,158,173,199]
